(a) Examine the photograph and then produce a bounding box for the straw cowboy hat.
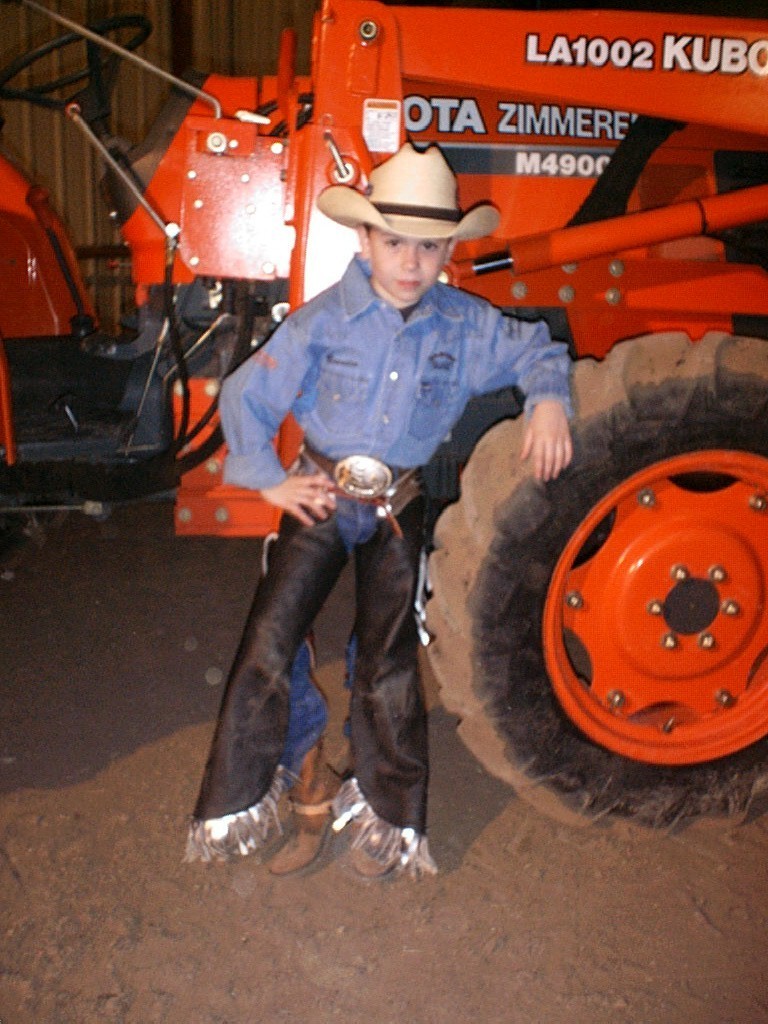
[317,142,499,241]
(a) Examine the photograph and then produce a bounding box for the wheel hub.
[663,576,720,635]
[544,450,768,764]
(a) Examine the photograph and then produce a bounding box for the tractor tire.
[427,331,768,828]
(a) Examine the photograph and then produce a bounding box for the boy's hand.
[520,399,573,482]
[261,473,337,526]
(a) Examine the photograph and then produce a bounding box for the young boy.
[186,142,573,879]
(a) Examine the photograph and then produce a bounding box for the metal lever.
[235,109,272,126]
[324,130,355,184]
[66,103,176,241]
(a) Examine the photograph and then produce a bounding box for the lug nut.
[661,632,678,649]
[647,600,663,616]
[670,564,689,581]
[721,600,740,616]
[708,565,727,583]
[698,632,716,650]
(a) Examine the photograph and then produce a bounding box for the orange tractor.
[1,0,767,826]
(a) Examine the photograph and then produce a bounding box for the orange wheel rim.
[543,450,768,764]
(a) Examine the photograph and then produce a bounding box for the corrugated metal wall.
[187,0,315,76]
[0,0,317,329]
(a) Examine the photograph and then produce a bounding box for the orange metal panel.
[0,159,96,338]
[173,378,302,537]
[174,487,282,537]
[177,120,294,281]
[393,8,768,137]
[452,255,765,355]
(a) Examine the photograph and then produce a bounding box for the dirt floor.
[1,500,767,1024]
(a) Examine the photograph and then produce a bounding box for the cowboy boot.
[268,739,339,876]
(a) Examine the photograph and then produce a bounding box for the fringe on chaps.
[184,767,292,863]
[332,778,437,879]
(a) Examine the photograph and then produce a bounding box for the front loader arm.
[463,181,768,278]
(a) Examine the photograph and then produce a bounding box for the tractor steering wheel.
[0,14,151,110]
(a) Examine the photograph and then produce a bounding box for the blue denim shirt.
[221,255,572,490]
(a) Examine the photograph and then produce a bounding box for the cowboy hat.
[316,142,499,241]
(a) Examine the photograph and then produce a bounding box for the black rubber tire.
[427,331,768,828]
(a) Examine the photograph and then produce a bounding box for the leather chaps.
[192,494,429,833]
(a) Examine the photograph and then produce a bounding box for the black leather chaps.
[193,495,429,833]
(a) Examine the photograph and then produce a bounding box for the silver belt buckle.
[333,455,393,499]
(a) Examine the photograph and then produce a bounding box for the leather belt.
[302,444,421,538]
[301,445,337,478]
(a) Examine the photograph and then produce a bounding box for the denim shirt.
[221,255,572,490]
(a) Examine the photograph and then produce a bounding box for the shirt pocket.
[315,365,370,435]
[408,377,460,441]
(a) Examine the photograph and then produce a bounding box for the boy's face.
[357,226,455,310]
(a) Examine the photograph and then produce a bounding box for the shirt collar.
[339,255,463,323]
[339,256,379,320]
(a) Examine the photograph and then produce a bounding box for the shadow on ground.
[0,501,512,869]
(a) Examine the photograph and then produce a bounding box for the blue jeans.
[280,638,328,777]
[280,499,369,774]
